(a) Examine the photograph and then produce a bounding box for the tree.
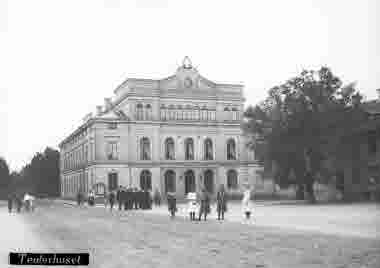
[0,157,11,198]
[243,67,364,202]
[15,147,60,197]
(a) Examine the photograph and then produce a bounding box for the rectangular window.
[84,145,88,163]
[107,142,118,160]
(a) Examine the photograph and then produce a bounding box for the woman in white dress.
[187,192,198,221]
[242,184,254,222]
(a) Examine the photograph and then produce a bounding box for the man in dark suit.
[116,186,123,211]
[132,188,138,209]
[216,184,228,220]
[122,188,128,210]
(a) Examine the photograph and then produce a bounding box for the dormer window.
[107,122,117,129]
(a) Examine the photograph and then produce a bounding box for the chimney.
[96,105,103,116]
[104,98,112,110]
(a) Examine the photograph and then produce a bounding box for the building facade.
[58,58,261,199]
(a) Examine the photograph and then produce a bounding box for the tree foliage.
[13,147,60,197]
[243,67,364,202]
[0,157,11,198]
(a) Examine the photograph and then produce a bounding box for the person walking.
[76,191,82,207]
[116,186,123,211]
[167,192,177,219]
[125,188,131,210]
[24,192,31,212]
[133,188,139,209]
[198,189,210,221]
[187,192,198,221]
[7,193,13,213]
[109,190,116,211]
[104,191,109,209]
[153,188,161,207]
[242,184,254,222]
[122,188,128,211]
[16,195,22,213]
[88,190,95,206]
[138,189,143,209]
[216,184,228,220]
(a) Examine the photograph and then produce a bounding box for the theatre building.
[58,57,262,199]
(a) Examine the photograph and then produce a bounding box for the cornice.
[59,119,95,148]
[61,160,261,174]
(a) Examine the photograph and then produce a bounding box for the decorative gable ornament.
[182,56,192,69]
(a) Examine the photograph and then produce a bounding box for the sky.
[0,0,379,171]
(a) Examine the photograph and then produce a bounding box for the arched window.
[227,138,236,160]
[184,138,194,160]
[136,103,143,120]
[165,137,175,160]
[145,104,152,120]
[204,138,213,160]
[164,170,176,193]
[140,170,152,190]
[227,170,238,189]
[140,137,151,160]
[160,105,166,120]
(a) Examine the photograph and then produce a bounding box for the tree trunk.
[296,184,305,200]
[305,173,316,203]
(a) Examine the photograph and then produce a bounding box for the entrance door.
[185,170,196,194]
[204,170,214,193]
[108,173,118,191]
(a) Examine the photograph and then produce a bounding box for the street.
[1,201,379,268]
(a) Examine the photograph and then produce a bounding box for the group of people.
[7,192,35,213]
[106,186,153,211]
[74,183,255,222]
[168,183,254,222]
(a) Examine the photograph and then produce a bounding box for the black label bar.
[9,253,89,266]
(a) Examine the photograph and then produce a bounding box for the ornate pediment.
[159,57,216,94]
